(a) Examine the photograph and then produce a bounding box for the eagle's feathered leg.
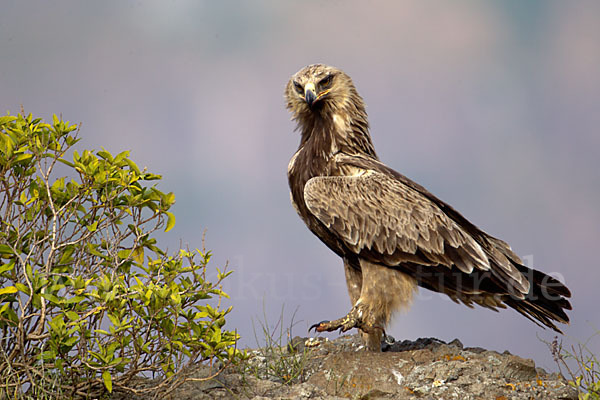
[343,259,383,348]
[344,258,362,305]
[310,260,418,350]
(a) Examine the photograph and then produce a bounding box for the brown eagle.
[285,64,572,351]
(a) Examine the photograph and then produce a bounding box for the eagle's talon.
[308,307,366,335]
[308,320,330,332]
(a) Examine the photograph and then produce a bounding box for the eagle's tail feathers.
[504,265,571,333]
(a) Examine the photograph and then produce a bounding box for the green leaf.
[38,350,58,361]
[163,192,176,207]
[0,286,18,295]
[65,311,80,321]
[165,211,176,232]
[48,315,66,333]
[42,293,63,304]
[86,221,98,232]
[124,158,141,174]
[51,177,65,192]
[170,291,181,305]
[86,243,105,257]
[114,150,129,164]
[117,249,132,260]
[64,295,87,304]
[107,312,120,327]
[25,263,33,280]
[58,246,76,265]
[0,244,13,255]
[143,173,162,180]
[57,158,75,168]
[19,191,28,204]
[14,282,29,294]
[13,153,33,164]
[132,247,144,264]
[0,261,15,275]
[102,370,113,393]
[0,116,17,125]
[63,335,79,347]
[97,149,114,162]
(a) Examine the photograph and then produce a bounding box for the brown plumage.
[285,64,572,351]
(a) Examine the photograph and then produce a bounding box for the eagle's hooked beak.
[304,82,317,107]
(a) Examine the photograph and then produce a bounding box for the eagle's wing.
[304,165,530,296]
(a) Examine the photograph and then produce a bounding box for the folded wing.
[304,168,530,297]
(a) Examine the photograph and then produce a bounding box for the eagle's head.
[285,64,374,157]
[285,64,366,123]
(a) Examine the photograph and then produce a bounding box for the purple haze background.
[1,1,599,370]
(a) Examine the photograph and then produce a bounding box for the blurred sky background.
[1,1,599,370]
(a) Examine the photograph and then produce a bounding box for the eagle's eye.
[293,81,303,94]
[318,75,333,88]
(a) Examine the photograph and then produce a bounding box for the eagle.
[285,64,572,351]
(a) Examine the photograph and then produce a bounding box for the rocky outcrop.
[112,334,577,399]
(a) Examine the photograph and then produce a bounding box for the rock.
[109,335,577,400]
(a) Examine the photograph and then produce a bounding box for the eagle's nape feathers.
[285,64,572,350]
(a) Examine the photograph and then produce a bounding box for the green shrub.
[549,335,600,400]
[0,112,242,398]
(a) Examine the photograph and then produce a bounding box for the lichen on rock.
[110,335,577,399]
